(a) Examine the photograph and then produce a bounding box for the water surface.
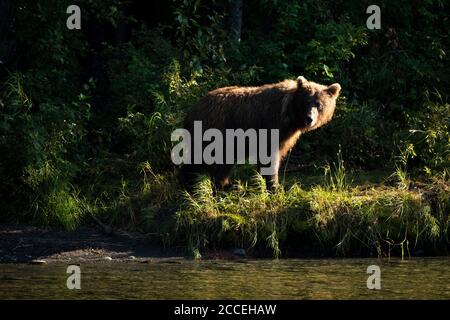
[1,258,449,299]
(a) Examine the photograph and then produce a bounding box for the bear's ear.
[297,76,308,87]
[326,83,341,97]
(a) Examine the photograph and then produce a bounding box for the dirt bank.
[0,225,186,263]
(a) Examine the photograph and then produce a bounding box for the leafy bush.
[401,91,450,177]
[0,74,90,228]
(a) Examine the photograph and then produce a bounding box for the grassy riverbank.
[176,177,449,259]
[62,160,449,259]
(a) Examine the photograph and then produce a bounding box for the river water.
[0,258,449,299]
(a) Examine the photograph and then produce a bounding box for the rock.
[159,260,182,264]
[30,259,47,265]
[140,259,153,264]
[104,256,113,261]
[232,248,246,258]
[129,255,136,260]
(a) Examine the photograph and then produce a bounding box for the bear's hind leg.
[179,164,203,190]
[210,165,233,189]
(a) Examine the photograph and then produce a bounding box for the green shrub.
[0,74,90,228]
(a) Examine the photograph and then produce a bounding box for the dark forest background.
[0,0,449,231]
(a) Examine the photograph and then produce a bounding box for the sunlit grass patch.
[172,172,449,258]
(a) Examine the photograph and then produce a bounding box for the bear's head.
[287,76,341,131]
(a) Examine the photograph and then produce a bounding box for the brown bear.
[179,76,341,190]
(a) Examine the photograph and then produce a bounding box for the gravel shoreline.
[0,225,185,263]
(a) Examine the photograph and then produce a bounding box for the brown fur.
[180,76,341,190]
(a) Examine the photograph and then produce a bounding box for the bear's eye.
[315,102,322,110]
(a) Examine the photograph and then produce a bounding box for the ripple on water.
[0,257,448,299]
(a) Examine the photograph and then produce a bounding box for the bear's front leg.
[265,174,280,192]
[258,155,281,192]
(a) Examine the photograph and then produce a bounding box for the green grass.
[170,174,448,259]
[87,156,447,259]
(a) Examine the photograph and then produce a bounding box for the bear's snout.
[306,107,319,127]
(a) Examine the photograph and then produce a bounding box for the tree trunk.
[0,0,16,71]
[228,0,242,43]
